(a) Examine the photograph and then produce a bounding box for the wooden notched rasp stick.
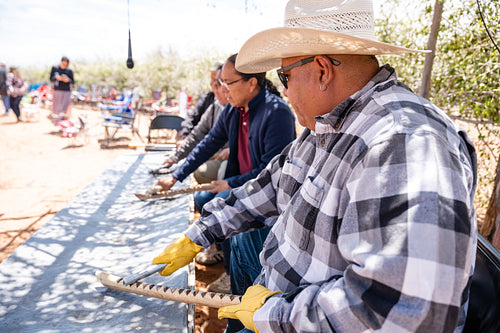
[95,271,242,308]
[135,183,214,201]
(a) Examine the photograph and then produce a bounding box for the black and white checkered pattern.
[186,65,477,332]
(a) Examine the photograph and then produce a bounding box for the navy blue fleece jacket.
[172,87,296,188]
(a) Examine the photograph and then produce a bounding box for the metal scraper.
[122,263,168,285]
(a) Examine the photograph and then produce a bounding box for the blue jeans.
[194,190,270,333]
[194,189,232,273]
[226,227,270,333]
[229,228,270,295]
[1,95,9,113]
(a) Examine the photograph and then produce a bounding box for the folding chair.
[100,93,143,146]
[69,85,87,107]
[147,114,184,144]
[21,91,42,122]
[463,233,500,332]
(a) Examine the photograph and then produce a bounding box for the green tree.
[376,0,499,122]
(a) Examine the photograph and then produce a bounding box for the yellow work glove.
[152,234,204,276]
[218,285,281,332]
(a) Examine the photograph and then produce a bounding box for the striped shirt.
[186,65,477,332]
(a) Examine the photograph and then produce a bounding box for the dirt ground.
[0,105,133,262]
[0,104,226,332]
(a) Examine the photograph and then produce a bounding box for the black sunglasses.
[276,56,341,89]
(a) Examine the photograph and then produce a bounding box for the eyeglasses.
[218,77,244,90]
[212,78,221,87]
[276,56,341,89]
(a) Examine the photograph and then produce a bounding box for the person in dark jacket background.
[49,56,74,122]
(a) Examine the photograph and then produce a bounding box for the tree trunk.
[483,155,500,250]
[419,0,444,98]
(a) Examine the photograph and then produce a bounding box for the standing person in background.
[49,56,74,122]
[6,67,27,123]
[0,62,10,116]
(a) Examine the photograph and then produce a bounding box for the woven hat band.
[285,10,374,40]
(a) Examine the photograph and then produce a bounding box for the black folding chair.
[147,114,184,144]
[463,233,500,332]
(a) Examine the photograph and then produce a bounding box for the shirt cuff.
[253,294,282,332]
[184,223,212,248]
[171,169,185,182]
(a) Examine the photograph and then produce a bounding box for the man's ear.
[315,56,334,85]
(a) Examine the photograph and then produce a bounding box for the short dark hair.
[61,56,70,63]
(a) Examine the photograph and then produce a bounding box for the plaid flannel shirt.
[185,65,477,332]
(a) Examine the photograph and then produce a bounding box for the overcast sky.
[0,0,293,68]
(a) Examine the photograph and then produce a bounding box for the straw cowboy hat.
[236,0,428,73]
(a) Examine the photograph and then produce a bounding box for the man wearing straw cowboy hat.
[153,0,477,332]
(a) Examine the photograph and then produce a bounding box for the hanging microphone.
[126,29,134,69]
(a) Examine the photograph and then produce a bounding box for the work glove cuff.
[152,234,204,275]
[217,285,281,332]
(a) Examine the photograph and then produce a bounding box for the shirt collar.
[247,87,267,111]
[315,64,397,132]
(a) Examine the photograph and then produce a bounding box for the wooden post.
[419,0,444,99]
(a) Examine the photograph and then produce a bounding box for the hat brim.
[236,27,428,73]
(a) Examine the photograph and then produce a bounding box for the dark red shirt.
[237,107,252,174]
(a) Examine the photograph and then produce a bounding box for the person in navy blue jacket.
[157,53,296,332]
